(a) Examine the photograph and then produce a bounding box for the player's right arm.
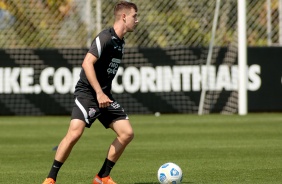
[81,53,113,108]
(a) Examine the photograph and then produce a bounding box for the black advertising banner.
[248,47,282,111]
[0,47,281,115]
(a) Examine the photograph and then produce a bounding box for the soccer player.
[42,1,138,184]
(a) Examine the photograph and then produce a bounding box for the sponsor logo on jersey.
[111,102,121,109]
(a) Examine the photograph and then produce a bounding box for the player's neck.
[113,23,126,39]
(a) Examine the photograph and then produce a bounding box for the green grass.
[0,114,282,184]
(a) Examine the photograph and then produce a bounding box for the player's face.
[125,8,138,32]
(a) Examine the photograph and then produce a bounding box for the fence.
[1,0,282,115]
[1,0,282,48]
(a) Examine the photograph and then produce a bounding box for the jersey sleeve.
[88,32,111,58]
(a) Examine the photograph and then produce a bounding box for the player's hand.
[96,91,113,108]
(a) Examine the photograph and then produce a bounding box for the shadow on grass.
[135,182,193,184]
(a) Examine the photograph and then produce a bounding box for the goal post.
[238,0,248,115]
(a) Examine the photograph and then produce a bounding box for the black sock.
[47,160,63,181]
[98,158,115,178]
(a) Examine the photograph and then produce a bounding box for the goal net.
[0,0,277,115]
[197,0,240,114]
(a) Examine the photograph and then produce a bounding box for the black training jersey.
[74,27,125,98]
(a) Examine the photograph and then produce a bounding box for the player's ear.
[122,13,126,22]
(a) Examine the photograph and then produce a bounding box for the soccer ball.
[157,162,183,184]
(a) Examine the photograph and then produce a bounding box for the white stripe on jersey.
[95,37,102,58]
[75,98,89,124]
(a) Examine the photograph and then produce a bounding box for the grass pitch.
[0,114,281,184]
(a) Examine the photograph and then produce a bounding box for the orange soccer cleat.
[42,178,56,184]
[93,174,117,184]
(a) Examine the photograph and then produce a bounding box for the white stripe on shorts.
[75,97,89,124]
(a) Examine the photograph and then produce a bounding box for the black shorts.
[71,95,128,128]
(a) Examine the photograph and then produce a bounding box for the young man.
[42,1,138,184]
